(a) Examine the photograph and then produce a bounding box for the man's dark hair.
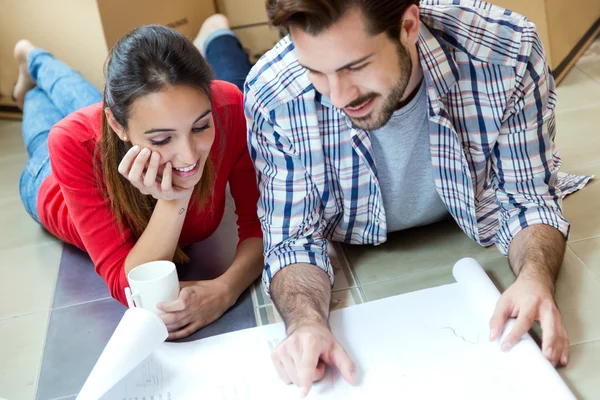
[266,0,420,40]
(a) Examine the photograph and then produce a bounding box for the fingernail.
[489,328,497,340]
[501,342,512,352]
[545,347,553,357]
[131,145,139,151]
[561,355,568,365]
[142,148,150,155]
[299,386,308,398]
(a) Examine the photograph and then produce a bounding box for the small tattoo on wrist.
[179,208,185,215]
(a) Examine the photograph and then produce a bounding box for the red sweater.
[38,81,262,306]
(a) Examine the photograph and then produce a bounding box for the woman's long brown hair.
[96,25,217,263]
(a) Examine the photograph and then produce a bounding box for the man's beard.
[346,43,413,131]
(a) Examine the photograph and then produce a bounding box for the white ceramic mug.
[124,260,180,315]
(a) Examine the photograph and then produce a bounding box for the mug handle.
[124,287,140,309]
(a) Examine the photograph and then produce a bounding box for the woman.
[14,16,263,340]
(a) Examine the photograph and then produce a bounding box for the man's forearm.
[508,224,566,292]
[270,263,332,334]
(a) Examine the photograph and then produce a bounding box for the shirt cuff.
[495,206,570,255]
[261,246,334,297]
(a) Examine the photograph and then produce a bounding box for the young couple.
[16,1,590,397]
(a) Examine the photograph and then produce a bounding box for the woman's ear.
[104,108,128,142]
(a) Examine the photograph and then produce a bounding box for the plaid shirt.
[244,0,591,293]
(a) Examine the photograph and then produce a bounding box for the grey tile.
[37,291,256,398]
[36,299,126,400]
[52,244,110,309]
[39,186,258,398]
[178,187,240,281]
[344,218,502,286]
[361,255,514,302]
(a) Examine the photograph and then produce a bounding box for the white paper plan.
[80,258,576,400]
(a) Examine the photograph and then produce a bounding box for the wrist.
[518,266,555,294]
[215,275,239,308]
[158,195,191,210]
[287,316,329,336]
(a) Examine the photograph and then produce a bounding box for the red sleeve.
[48,123,131,306]
[217,83,262,244]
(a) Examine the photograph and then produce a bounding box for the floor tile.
[569,237,600,280]
[0,196,58,251]
[562,163,600,242]
[0,241,62,318]
[555,107,600,170]
[0,151,28,199]
[52,244,110,309]
[554,248,600,345]
[555,66,600,115]
[256,288,364,326]
[36,299,126,400]
[0,120,26,156]
[0,312,49,400]
[252,279,270,308]
[576,37,600,84]
[559,339,600,400]
[257,304,283,325]
[361,255,514,302]
[251,243,357,309]
[330,287,363,312]
[330,242,358,291]
[344,218,502,286]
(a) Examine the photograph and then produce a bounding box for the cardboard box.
[492,0,600,70]
[0,0,216,104]
[216,0,269,27]
[215,0,284,64]
[234,24,284,64]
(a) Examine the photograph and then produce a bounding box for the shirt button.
[375,218,381,225]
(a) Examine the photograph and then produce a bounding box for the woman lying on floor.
[13,16,263,340]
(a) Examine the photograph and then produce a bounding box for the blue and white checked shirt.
[244,0,592,293]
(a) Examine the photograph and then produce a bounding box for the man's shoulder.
[244,35,315,115]
[420,0,537,67]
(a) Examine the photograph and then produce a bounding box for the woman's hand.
[157,279,236,340]
[118,146,193,201]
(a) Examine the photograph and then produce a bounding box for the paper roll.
[77,308,168,400]
[452,258,575,399]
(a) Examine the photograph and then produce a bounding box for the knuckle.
[128,173,139,183]
[286,338,300,353]
[539,297,556,311]
[271,349,282,362]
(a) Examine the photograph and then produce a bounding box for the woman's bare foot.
[13,39,36,109]
[193,14,230,56]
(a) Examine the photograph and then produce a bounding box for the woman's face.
[119,85,215,191]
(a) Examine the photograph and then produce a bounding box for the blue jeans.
[19,29,252,222]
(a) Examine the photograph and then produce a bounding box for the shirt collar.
[417,23,460,102]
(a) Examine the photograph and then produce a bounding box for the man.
[244,0,591,396]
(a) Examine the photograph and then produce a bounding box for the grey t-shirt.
[370,80,449,232]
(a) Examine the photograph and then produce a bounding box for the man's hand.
[489,275,569,366]
[157,279,234,340]
[272,323,355,398]
[269,263,356,397]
